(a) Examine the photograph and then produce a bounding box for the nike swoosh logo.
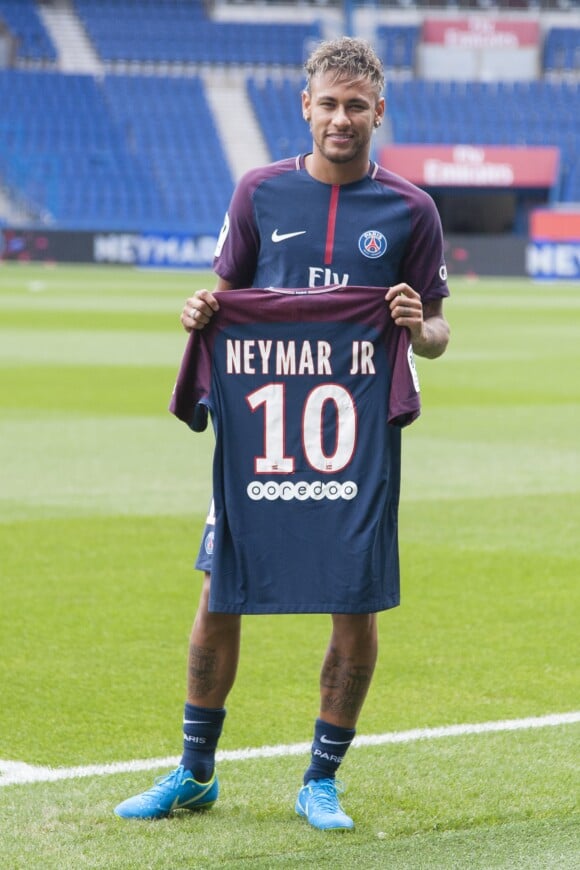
[320,735,352,745]
[183,720,208,725]
[170,780,215,810]
[271,229,307,243]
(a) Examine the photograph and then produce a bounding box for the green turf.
[0,264,578,867]
[0,730,578,869]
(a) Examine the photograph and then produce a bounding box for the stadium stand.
[0,69,233,232]
[0,0,578,235]
[384,79,580,201]
[247,76,311,163]
[0,0,57,63]
[376,24,420,75]
[246,74,580,202]
[74,0,321,66]
[101,75,234,233]
[543,26,580,75]
[0,71,117,226]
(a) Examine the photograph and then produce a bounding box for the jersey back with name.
[170,286,421,614]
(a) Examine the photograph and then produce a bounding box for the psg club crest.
[204,530,215,555]
[358,230,387,259]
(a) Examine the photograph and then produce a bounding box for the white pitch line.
[1,710,578,788]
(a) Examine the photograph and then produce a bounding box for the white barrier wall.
[417,16,541,81]
[417,44,539,81]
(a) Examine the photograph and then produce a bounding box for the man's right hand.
[181,289,221,332]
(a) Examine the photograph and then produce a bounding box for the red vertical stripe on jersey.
[324,185,340,265]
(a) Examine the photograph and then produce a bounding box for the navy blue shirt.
[214,155,450,300]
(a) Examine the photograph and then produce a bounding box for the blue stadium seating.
[101,75,234,232]
[384,79,580,201]
[247,77,311,162]
[543,27,580,75]
[0,3,579,233]
[0,70,233,232]
[74,0,321,66]
[376,25,420,72]
[0,0,57,62]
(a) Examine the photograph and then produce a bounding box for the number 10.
[246,382,357,474]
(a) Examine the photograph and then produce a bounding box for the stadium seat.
[1,3,579,234]
[377,25,420,73]
[247,76,311,162]
[384,79,580,197]
[0,0,57,62]
[0,69,234,232]
[73,0,321,67]
[543,27,580,75]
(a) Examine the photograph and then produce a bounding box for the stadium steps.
[201,68,270,182]
[37,0,102,75]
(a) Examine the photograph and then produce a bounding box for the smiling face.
[302,71,385,184]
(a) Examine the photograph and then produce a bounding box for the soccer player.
[115,36,450,830]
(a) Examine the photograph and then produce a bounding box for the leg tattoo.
[320,647,373,720]
[188,644,218,697]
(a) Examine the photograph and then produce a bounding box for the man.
[115,36,450,830]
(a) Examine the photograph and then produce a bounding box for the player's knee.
[331,612,377,643]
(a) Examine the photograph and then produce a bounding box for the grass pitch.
[0,264,578,868]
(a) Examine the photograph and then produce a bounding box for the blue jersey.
[214,155,450,300]
[170,286,421,614]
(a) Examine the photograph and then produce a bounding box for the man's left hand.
[385,283,425,344]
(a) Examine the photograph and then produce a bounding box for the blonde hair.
[304,37,385,99]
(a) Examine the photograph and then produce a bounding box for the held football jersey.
[170,286,421,615]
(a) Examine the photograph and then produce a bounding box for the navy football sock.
[180,703,226,783]
[303,718,356,785]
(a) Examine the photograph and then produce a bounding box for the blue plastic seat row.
[544,27,580,72]
[0,0,56,61]
[74,0,322,67]
[247,77,310,162]
[2,65,579,231]
[376,25,420,69]
[0,69,234,234]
